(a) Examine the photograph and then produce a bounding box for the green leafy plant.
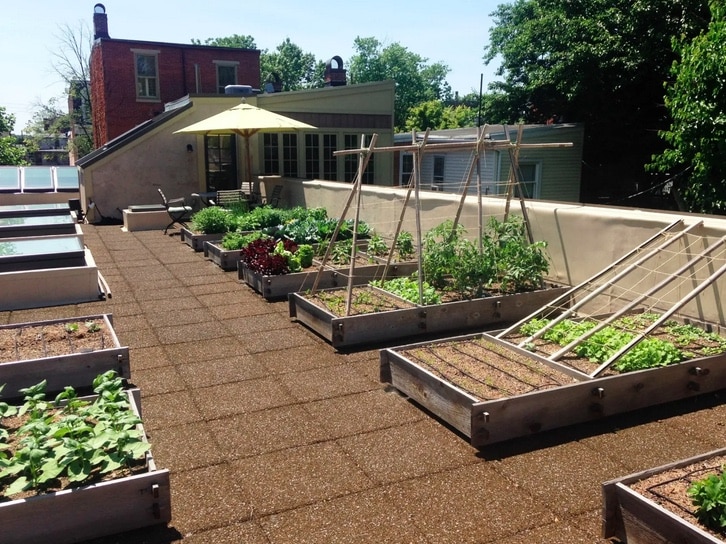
[221,231,268,251]
[296,244,314,268]
[366,233,389,257]
[395,231,415,261]
[191,206,233,234]
[370,275,441,305]
[85,320,101,333]
[64,323,79,333]
[0,372,150,500]
[688,467,726,532]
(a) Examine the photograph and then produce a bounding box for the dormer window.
[215,61,238,94]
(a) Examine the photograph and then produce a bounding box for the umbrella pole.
[244,136,252,186]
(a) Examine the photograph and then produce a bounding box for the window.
[215,62,238,94]
[400,153,414,186]
[205,135,237,191]
[343,134,375,184]
[305,134,319,180]
[516,162,540,198]
[433,156,445,186]
[134,51,159,100]
[22,167,54,192]
[263,134,280,175]
[322,135,337,180]
[282,134,298,177]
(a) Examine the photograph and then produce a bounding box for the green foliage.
[0,372,149,499]
[405,100,477,131]
[366,233,389,257]
[688,467,726,532]
[395,231,415,261]
[485,0,710,199]
[296,244,314,268]
[221,231,267,251]
[0,107,29,166]
[191,34,257,48]
[261,38,324,90]
[648,4,726,213]
[487,217,548,293]
[191,206,233,234]
[370,275,442,305]
[348,37,452,130]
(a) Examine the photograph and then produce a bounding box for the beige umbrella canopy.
[174,102,316,183]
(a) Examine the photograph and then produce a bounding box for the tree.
[0,107,29,166]
[348,37,452,131]
[261,38,323,91]
[648,2,726,213]
[404,100,477,131]
[484,0,710,203]
[191,34,257,49]
[50,22,95,160]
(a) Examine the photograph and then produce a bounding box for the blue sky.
[1,0,501,132]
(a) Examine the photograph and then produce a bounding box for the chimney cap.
[94,3,106,13]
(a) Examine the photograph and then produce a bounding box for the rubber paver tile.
[305,389,425,439]
[222,312,297,335]
[129,345,174,371]
[492,440,629,516]
[180,521,269,544]
[353,356,386,383]
[131,278,189,292]
[118,258,165,270]
[257,344,347,375]
[121,267,176,284]
[170,464,254,534]
[147,421,226,473]
[338,419,478,484]
[189,282,254,298]
[259,487,429,544]
[146,252,201,265]
[580,417,715,474]
[240,325,319,354]
[116,326,160,349]
[387,463,555,544]
[662,392,726,449]
[275,364,377,403]
[154,322,231,345]
[111,314,153,333]
[207,301,274,320]
[138,296,205,313]
[96,301,143,317]
[570,509,613,543]
[165,262,222,278]
[140,390,205,431]
[233,441,374,516]
[142,307,216,328]
[199,291,257,307]
[163,337,246,365]
[8,306,79,323]
[132,365,187,397]
[206,404,331,459]
[178,273,234,287]
[176,354,268,389]
[128,285,194,302]
[192,377,294,419]
[490,517,601,544]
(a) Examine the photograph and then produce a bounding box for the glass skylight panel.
[22,167,54,191]
[0,203,70,217]
[55,167,80,191]
[0,168,20,192]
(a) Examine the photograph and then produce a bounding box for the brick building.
[90,4,260,146]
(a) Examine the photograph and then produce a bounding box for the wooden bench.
[214,189,248,208]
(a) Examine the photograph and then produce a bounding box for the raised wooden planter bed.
[242,261,419,300]
[204,240,244,271]
[0,314,130,399]
[290,284,569,348]
[380,328,726,446]
[602,447,726,543]
[179,227,223,252]
[1,389,171,544]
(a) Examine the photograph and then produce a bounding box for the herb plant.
[190,206,233,234]
[370,275,442,305]
[688,467,726,533]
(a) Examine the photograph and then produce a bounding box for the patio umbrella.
[174,102,316,184]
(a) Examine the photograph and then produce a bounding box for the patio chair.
[215,189,248,209]
[158,188,193,235]
[260,185,283,208]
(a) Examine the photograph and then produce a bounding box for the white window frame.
[399,153,414,186]
[515,161,541,199]
[432,155,445,188]
[132,49,160,101]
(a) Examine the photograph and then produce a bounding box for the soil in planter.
[629,454,726,541]
[0,319,112,363]
[398,337,577,401]
[305,285,416,316]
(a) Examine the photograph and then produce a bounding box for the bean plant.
[0,371,150,499]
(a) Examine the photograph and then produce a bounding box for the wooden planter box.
[1,389,171,544]
[0,314,130,399]
[380,331,726,447]
[602,448,726,543]
[179,227,223,252]
[204,240,243,271]
[242,261,419,300]
[290,285,569,349]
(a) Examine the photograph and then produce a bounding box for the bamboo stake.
[414,129,430,305]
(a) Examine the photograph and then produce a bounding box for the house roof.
[394,123,583,145]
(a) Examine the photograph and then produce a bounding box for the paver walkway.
[2,223,724,544]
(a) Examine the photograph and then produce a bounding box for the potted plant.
[180,205,236,251]
[0,371,171,544]
[603,447,726,543]
[0,314,129,400]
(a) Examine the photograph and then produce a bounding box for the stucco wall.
[278,177,726,327]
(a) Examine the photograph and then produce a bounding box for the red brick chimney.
[93,4,110,39]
